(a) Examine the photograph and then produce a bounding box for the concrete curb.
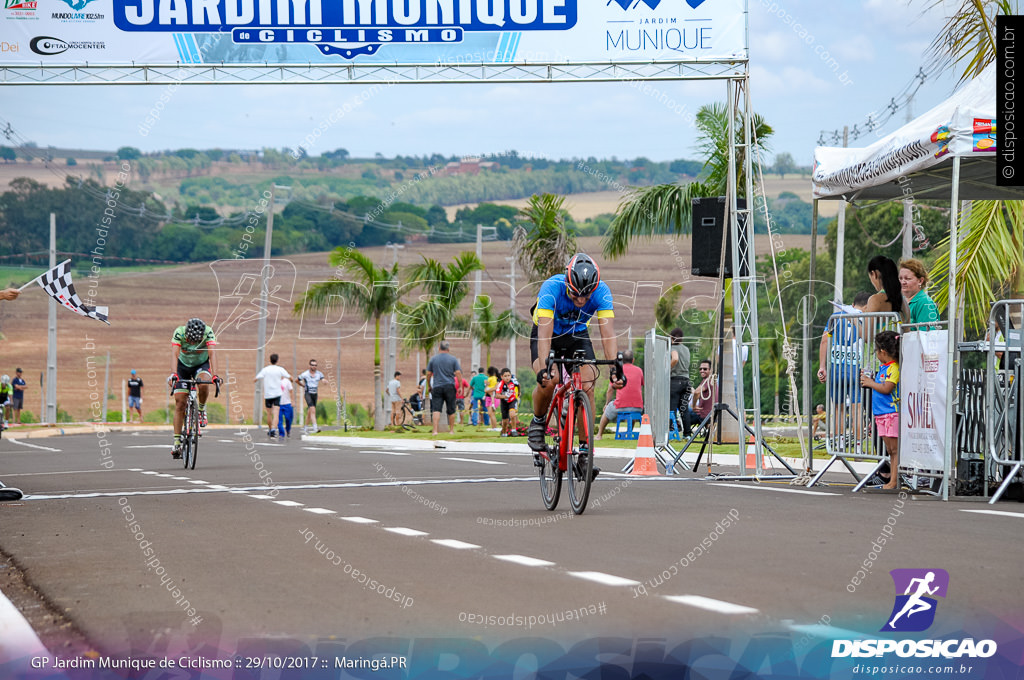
[4,424,256,439]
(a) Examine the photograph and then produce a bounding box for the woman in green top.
[899,258,940,326]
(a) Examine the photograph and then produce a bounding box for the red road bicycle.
[538,350,623,515]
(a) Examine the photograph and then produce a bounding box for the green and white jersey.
[171,325,217,367]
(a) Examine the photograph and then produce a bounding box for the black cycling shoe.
[533,453,544,468]
[575,447,600,481]
[527,417,547,452]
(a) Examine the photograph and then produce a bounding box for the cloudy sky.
[4,0,961,165]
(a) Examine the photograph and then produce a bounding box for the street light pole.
[254,184,289,428]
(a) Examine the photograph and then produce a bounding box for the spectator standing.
[485,366,500,431]
[387,371,403,426]
[469,367,489,426]
[817,292,870,450]
[860,331,902,490]
[691,359,718,426]
[496,367,520,436]
[126,369,144,423]
[298,359,327,434]
[865,255,909,322]
[596,350,644,439]
[11,368,26,425]
[668,328,693,437]
[899,258,940,327]
[278,375,294,438]
[454,374,470,425]
[254,353,291,438]
[425,341,463,445]
[0,375,10,426]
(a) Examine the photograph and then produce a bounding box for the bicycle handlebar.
[171,377,221,398]
[542,350,625,385]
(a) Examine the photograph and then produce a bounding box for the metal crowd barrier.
[986,300,1023,504]
[808,311,900,489]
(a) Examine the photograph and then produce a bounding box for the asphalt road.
[1,429,1023,677]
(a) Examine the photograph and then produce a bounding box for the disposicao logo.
[832,568,997,660]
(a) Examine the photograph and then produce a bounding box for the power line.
[817,67,930,146]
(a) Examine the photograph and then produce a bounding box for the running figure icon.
[881,568,949,633]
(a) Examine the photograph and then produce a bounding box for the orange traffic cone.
[631,414,659,476]
[745,435,769,470]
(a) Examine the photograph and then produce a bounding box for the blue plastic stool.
[668,414,681,440]
[614,411,644,440]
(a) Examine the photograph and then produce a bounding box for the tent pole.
[942,155,961,502]
[805,199,819,470]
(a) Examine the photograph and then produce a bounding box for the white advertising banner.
[0,0,746,66]
[898,330,948,471]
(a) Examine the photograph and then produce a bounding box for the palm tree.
[293,248,399,431]
[512,193,576,283]
[602,102,773,259]
[469,295,528,368]
[398,251,484,366]
[922,0,1024,321]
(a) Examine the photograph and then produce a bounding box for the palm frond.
[924,0,1016,85]
[930,200,1024,332]
[602,181,712,259]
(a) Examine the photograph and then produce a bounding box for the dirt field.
[0,233,823,422]
[445,175,838,220]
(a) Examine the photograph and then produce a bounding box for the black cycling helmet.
[185,318,206,344]
[566,253,600,298]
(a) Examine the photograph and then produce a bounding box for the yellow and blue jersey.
[871,361,900,416]
[533,274,614,336]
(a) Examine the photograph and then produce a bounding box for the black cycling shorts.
[530,326,596,365]
[173,361,211,393]
[304,392,318,407]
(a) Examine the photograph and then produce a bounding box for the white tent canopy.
[811,64,1021,202]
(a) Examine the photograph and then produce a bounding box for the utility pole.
[384,241,403,421]
[46,213,56,424]
[833,126,849,303]
[254,184,289,428]
[471,224,483,371]
[505,256,517,373]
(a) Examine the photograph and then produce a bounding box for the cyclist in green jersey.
[168,318,220,458]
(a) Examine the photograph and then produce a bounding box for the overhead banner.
[0,0,747,66]
[812,63,996,199]
[898,329,948,471]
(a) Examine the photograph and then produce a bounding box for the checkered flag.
[29,259,110,324]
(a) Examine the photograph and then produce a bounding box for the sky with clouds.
[4,0,963,165]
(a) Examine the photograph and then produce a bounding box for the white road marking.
[712,482,840,496]
[384,527,429,537]
[170,476,190,481]
[961,509,1024,519]
[442,457,507,466]
[0,470,112,477]
[340,516,379,524]
[125,445,175,449]
[431,539,480,550]
[567,571,641,587]
[140,471,160,476]
[359,450,411,456]
[5,439,61,452]
[248,494,277,500]
[254,442,285,447]
[273,500,304,507]
[206,485,230,490]
[303,507,336,514]
[663,595,759,615]
[303,447,342,451]
[24,477,539,501]
[187,480,209,485]
[493,554,555,567]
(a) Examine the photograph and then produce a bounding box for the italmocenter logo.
[832,568,997,660]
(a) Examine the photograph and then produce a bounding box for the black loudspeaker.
[690,196,748,279]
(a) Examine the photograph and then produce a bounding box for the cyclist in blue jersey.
[168,318,220,458]
[527,254,621,473]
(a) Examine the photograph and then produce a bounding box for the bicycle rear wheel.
[567,391,595,515]
[539,406,562,510]
[396,403,407,426]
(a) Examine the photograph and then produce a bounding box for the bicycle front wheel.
[188,403,199,470]
[396,403,407,426]
[567,391,595,515]
[539,407,562,511]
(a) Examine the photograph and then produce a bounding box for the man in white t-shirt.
[254,353,291,438]
[386,371,403,426]
[298,358,327,434]
[278,376,294,438]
